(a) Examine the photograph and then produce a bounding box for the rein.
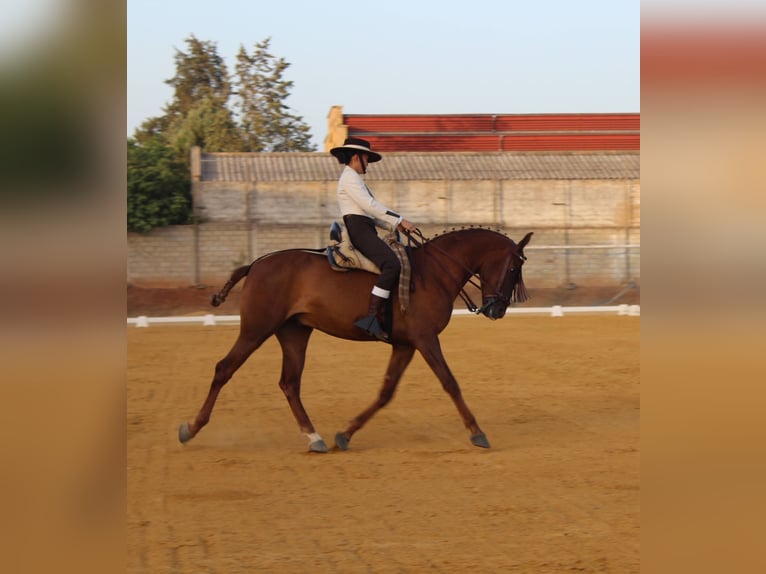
[404,228,522,315]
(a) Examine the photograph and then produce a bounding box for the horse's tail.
[211,264,252,307]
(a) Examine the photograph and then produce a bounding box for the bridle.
[403,228,526,316]
[477,251,520,313]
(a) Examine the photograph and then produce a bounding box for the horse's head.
[478,231,533,320]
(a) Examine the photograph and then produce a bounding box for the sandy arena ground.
[128,313,639,573]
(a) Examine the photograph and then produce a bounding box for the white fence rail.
[127,305,639,328]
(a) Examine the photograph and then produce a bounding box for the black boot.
[354,294,389,341]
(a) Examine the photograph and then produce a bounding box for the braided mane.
[424,225,509,242]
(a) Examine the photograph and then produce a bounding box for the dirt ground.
[128,305,639,572]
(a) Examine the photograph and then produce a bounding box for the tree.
[128,36,242,233]
[166,95,245,154]
[127,136,191,233]
[160,35,244,155]
[127,34,316,232]
[131,115,168,146]
[234,37,315,152]
[164,35,232,125]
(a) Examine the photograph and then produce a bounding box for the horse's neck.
[424,230,501,268]
[416,230,500,290]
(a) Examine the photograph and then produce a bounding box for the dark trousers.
[343,215,401,294]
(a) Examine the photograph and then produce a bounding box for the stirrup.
[354,315,390,342]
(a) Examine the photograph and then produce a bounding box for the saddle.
[326,221,381,274]
[326,221,413,311]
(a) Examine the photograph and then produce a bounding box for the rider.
[330,137,416,341]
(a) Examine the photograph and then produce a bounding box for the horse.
[178,227,533,452]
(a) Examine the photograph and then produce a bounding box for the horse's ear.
[517,231,533,250]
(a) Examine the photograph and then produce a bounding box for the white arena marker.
[551,305,564,317]
[629,305,640,316]
[203,314,216,326]
[136,316,149,328]
[618,304,629,316]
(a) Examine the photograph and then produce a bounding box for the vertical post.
[190,146,202,285]
[552,200,568,286]
[193,221,200,286]
[624,181,632,283]
[496,179,503,228]
[245,187,252,262]
[553,182,574,289]
[190,146,202,181]
[565,182,573,287]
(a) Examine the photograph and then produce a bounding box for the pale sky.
[127,0,641,149]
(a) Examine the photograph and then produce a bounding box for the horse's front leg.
[335,343,416,450]
[275,321,328,452]
[417,336,490,448]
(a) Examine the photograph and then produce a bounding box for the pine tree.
[164,35,231,124]
[160,36,243,154]
[234,37,315,152]
[167,95,246,154]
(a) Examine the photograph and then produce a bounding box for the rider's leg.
[343,215,401,341]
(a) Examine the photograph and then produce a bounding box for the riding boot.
[354,294,389,342]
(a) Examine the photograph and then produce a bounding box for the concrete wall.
[193,178,639,228]
[128,225,195,285]
[129,178,640,288]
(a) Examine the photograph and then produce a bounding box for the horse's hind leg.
[335,343,416,450]
[274,320,327,453]
[178,334,265,443]
[417,336,490,448]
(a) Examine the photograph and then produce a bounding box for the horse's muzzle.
[480,298,508,320]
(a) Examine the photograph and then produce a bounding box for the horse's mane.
[428,225,509,239]
[413,225,512,250]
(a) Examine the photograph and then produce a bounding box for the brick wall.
[127,226,196,285]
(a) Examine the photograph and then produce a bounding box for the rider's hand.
[398,219,416,233]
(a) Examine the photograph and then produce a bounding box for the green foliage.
[127,137,191,233]
[234,37,315,152]
[128,34,317,231]
[132,115,168,146]
[164,35,232,123]
[166,95,246,154]
[132,34,316,155]
[159,36,244,155]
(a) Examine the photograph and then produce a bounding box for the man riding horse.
[331,137,417,342]
[178,138,533,452]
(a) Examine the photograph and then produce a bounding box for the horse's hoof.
[309,439,329,453]
[470,433,491,448]
[334,432,350,451]
[178,422,193,444]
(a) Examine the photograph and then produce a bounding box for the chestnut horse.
[178,228,533,452]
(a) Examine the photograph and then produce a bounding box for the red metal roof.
[493,114,639,131]
[346,115,497,132]
[359,133,639,153]
[343,113,640,152]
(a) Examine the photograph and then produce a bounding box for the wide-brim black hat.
[330,137,382,163]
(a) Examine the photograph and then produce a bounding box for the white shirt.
[337,166,402,230]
